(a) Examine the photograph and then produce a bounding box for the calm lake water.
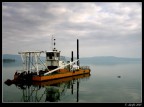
[2,61,142,103]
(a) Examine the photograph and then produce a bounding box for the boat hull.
[32,73,90,86]
[32,69,90,81]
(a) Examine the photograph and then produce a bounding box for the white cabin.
[45,49,61,70]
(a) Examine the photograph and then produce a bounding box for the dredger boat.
[5,38,90,84]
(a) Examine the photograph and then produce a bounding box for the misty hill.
[2,54,141,62]
[79,56,142,65]
[2,54,68,63]
[2,54,22,61]
[80,56,141,62]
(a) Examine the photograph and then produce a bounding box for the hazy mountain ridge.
[2,54,22,61]
[80,56,141,62]
[2,54,141,62]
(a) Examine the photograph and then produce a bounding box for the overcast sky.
[2,2,142,58]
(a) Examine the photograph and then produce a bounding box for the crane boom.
[44,59,79,75]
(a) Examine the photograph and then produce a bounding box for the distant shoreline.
[3,59,15,62]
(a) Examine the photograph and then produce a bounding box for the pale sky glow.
[2,2,142,58]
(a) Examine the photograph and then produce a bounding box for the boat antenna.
[53,38,56,50]
[51,35,56,51]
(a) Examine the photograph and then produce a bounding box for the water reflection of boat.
[7,73,90,102]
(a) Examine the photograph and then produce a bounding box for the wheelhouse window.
[46,52,54,59]
[56,53,60,57]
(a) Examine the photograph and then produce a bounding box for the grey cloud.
[2,2,142,58]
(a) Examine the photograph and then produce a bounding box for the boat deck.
[32,68,90,81]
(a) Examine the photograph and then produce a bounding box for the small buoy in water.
[117,76,121,78]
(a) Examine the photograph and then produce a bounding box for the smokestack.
[77,39,79,66]
[71,51,73,62]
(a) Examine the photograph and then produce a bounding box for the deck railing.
[80,66,90,70]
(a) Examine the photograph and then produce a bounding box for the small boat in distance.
[5,37,90,83]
